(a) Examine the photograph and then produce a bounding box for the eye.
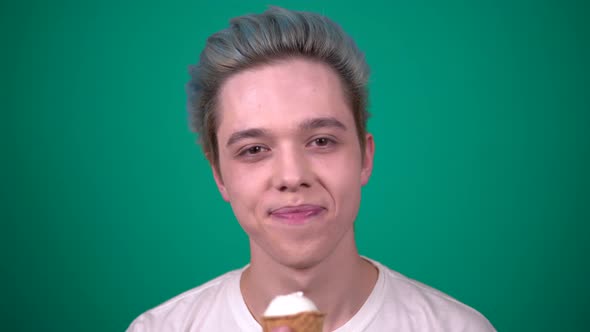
[247,146,263,154]
[308,136,337,149]
[238,145,269,157]
[314,137,330,146]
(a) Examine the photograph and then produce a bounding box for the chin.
[278,256,323,271]
[271,242,333,271]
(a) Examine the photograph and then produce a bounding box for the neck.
[240,230,378,331]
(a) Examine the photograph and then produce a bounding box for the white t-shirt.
[127,259,495,331]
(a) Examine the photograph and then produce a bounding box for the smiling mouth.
[269,204,325,225]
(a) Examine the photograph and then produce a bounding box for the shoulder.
[126,269,243,332]
[372,260,496,331]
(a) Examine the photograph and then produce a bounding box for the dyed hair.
[186,6,370,167]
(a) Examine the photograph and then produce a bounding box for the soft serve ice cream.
[262,292,325,332]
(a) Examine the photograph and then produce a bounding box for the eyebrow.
[226,128,270,147]
[225,117,347,147]
[299,117,347,132]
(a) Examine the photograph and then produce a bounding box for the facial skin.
[212,57,374,271]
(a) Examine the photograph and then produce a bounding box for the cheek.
[337,176,362,208]
[223,165,268,213]
[317,159,362,204]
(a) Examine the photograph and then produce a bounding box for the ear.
[360,133,375,186]
[207,153,230,202]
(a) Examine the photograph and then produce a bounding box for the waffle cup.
[262,311,325,332]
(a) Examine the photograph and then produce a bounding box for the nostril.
[277,182,310,192]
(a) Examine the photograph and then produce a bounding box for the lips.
[269,204,325,224]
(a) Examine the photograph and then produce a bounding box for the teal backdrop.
[4,0,589,331]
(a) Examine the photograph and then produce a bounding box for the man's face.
[212,58,374,269]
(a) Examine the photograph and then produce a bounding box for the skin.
[211,57,377,331]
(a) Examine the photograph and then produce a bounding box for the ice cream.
[264,291,319,317]
[262,292,325,332]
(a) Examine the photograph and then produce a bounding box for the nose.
[272,146,312,192]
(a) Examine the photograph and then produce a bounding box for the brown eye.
[307,136,338,151]
[236,145,270,161]
[247,146,263,154]
[315,137,330,146]
[238,145,269,156]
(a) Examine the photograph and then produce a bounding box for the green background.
[4,0,589,331]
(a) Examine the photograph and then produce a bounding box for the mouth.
[269,204,326,225]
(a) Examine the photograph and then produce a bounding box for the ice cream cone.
[262,311,325,332]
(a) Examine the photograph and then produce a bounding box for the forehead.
[216,58,353,136]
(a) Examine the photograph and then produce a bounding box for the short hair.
[186,6,370,167]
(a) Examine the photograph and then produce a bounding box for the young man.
[128,6,495,332]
